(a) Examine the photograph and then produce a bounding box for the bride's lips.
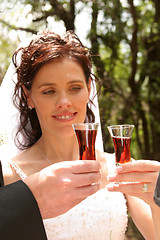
[52,112,77,121]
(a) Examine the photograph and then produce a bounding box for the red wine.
[112,136,131,164]
[75,129,97,160]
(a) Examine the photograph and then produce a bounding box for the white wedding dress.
[43,189,127,240]
[9,154,128,240]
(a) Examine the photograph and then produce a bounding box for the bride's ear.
[22,85,34,109]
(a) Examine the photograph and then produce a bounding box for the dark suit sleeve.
[0,161,4,187]
[154,172,160,207]
[0,162,47,240]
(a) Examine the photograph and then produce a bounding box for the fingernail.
[107,173,117,181]
[116,165,123,172]
[106,183,114,191]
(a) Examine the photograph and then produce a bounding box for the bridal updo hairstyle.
[12,30,100,150]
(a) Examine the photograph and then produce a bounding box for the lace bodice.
[9,155,128,240]
[44,189,127,240]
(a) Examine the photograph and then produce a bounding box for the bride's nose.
[56,93,72,109]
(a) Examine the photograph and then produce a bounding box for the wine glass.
[107,124,134,166]
[72,123,99,160]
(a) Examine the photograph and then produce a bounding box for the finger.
[115,160,160,173]
[75,182,101,198]
[108,171,159,184]
[69,183,101,208]
[70,160,101,174]
[73,171,102,187]
[49,160,101,175]
[107,181,155,195]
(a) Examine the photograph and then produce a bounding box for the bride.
[1,30,160,240]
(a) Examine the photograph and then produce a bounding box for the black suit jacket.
[0,161,47,240]
[154,172,160,207]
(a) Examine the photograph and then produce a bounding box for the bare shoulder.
[11,146,40,175]
[2,147,35,185]
[1,157,20,185]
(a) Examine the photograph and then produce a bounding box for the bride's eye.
[69,85,82,93]
[43,89,55,95]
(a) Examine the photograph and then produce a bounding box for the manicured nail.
[116,165,123,172]
[106,183,114,191]
[107,173,117,181]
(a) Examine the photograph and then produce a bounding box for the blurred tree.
[87,0,160,160]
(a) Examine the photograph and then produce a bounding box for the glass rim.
[72,123,99,126]
[107,124,134,129]
[72,122,99,130]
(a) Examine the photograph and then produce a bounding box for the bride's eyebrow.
[67,80,84,84]
[38,80,84,89]
[38,83,56,89]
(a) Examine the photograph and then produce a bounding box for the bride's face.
[27,57,91,137]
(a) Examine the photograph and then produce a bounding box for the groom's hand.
[24,160,101,219]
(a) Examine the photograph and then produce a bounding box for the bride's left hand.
[107,160,160,206]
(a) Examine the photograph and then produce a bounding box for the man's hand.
[24,160,101,219]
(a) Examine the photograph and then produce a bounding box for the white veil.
[89,80,104,152]
[0,61,19,159]
[0,38,103,160]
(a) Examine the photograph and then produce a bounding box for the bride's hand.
[24,160,101,219]
[107,160,160,206]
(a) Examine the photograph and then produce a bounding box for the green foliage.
[0,34,18,84]
[0,131,8,146]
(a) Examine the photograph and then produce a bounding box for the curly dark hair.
[12,30,100,150]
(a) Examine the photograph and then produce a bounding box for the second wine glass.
[108,124,134,166]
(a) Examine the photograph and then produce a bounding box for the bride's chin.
[57,127,75,138]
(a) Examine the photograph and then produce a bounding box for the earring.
[28,105,32,110]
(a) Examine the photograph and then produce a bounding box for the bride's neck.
[36,135,79,163]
